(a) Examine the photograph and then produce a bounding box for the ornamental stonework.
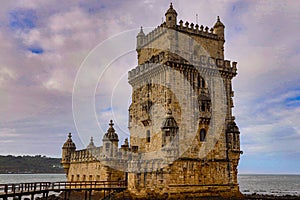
[61,3,242,199]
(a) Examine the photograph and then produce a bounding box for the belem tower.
[61,3,243,199]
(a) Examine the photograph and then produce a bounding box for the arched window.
[197,76,206,88]
[200,129,206,142]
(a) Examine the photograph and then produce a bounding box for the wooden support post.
[89,190,92,200]
[84,191,87,200]
[31,193,34,200]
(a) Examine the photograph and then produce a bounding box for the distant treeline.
[0,155,64,174]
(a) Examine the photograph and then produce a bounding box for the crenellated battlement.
[138,21,218,49]
[70,148,100,163]
[176,19,217,39]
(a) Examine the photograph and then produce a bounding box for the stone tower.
[127,3,242,198]
[61,133,76,176]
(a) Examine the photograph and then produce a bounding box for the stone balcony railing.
[128,55,237,81]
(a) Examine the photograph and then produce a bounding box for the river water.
[1,174,300,196]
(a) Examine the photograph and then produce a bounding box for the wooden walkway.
[0,181,127,200]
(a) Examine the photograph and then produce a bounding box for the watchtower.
[127,3,242,198]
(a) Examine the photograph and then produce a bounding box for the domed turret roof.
[137,26,145,37]
[103,120,119,142]
[165,3,177,16]
[214,16,225,28]
[63,133,76,149]
[161,109,178,129]
[87,137,96,149]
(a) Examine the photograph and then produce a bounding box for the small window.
[132,146,139,152]
[146,130,151,143]
[201,103,205,112]
[168,16,172,21]
[200,129,206,142]
[202,79,206,88]
[165,130,170,136]
[105,143,110,151]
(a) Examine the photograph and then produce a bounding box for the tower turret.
[87,136,96,149]
[61,133,76,175]
[161,109,179,147]
[213,16,225,39]
[102,120,119,158]
[136,26,145,50]
[165,3,177,28]
[213,16,225,59]
[161,109,179,160]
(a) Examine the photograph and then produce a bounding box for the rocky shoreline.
[243,194,300,200]
[30,192,300,200]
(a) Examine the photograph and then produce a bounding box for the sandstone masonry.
[61,3,242,199]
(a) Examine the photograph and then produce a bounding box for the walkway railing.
[0,181,127,200]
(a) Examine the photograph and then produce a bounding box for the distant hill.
[0,155,64,174]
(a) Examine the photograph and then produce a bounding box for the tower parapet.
[136,4,228,64]
[137,22,218,50]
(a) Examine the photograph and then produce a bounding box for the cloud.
[0,0,299,174]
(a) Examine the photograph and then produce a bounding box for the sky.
[0,0,300,174]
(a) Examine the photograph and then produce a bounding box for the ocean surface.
[0,174,300,196]
[0,174,66,184]
[238,174,300,196]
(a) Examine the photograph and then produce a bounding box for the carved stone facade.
[61,3,242,199]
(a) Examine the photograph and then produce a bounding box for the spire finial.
[90,136,93,142]
[138,26,145,36]
[170,2,173,8]
[68,132,72,139]
[217,16,220,21]
[109,120,114,127]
